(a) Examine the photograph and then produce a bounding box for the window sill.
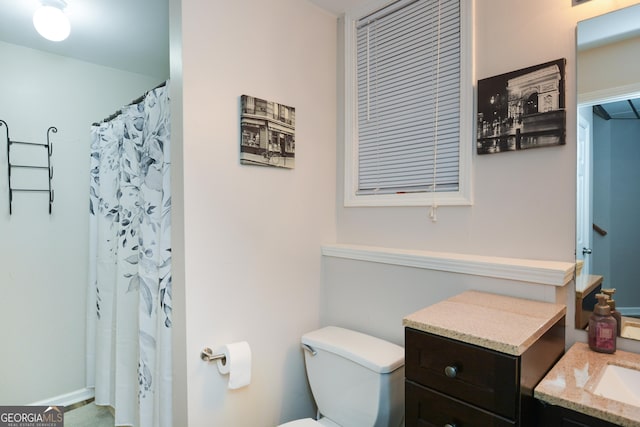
[344,190,473,207]
[321,243,574,287]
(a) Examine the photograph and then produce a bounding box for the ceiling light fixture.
[33,0,71,42]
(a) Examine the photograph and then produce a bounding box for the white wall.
[0,40,163,404]
[321,257,560,347]
[338,0,587,260]
[578,35,640,96]
[323,0,640,367]
[171,0,640,425]
[174,0,337,425]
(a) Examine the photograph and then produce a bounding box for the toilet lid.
[278,418,320,427]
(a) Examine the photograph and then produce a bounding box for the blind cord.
[366,25,370,122]
[371,22,381,193]
[365,24,381,193]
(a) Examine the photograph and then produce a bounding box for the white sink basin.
[593,364,640,406]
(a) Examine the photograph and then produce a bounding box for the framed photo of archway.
[476,58,566,155]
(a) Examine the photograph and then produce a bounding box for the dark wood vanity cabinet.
[537,401,619,427]
[405,318,565,427]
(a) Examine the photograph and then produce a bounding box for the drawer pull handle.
[444,365,458,378]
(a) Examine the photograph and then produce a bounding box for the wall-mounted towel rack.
[0,120,55,214]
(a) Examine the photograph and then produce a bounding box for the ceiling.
[0,0,169,79]
[595,98,640,120]
[577,2,640,51]
[0,0,369,80]
[308,0,368,14]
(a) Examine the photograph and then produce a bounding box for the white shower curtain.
[86,82,172,427]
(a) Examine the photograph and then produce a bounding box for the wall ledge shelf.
[321,243,574,287]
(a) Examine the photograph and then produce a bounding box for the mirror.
[576,4,640,340]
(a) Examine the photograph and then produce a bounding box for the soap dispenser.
[601,288,622,337]
[588,293,617,354]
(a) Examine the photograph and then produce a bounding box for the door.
[576,107,592,275]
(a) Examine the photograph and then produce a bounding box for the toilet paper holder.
[200,347,226,364]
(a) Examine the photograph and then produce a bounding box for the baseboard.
[29,387,94,407]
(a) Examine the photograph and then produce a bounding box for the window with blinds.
[344,0,472,207]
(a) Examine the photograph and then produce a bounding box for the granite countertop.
[535,342,640,427]
[402,290,566,356]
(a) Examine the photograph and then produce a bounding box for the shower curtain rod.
[92,80,167,126]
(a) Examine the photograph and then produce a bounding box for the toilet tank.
[301,326,405,427]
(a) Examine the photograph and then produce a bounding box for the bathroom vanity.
[403,291,566,427]
[535,342,640,426]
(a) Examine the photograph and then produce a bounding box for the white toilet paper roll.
[216,341,252,389]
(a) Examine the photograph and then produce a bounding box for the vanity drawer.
[405,328,519,419]
[406,380,516,427]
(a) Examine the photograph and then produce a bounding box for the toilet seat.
[278,417,340,427]
[278,419,320,427]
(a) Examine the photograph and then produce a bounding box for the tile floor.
[64,401,115,427]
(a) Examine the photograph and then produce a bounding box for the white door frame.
[576,108,592,275]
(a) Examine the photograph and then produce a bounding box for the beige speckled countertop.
[402,290,566,356]
[575,274,603,297]
[535,342,640,426]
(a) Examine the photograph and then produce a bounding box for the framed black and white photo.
[476,58,566,155]
[240,95,295,169]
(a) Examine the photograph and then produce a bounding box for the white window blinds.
[356,0,460,195]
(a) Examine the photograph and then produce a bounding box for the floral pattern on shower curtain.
[87,82,171,427]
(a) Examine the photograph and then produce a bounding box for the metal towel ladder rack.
[0,120,55,214]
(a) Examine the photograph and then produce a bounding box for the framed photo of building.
[240,95,295,169]
[476,58,566,155]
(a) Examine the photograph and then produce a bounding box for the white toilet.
[279,326,405,427]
